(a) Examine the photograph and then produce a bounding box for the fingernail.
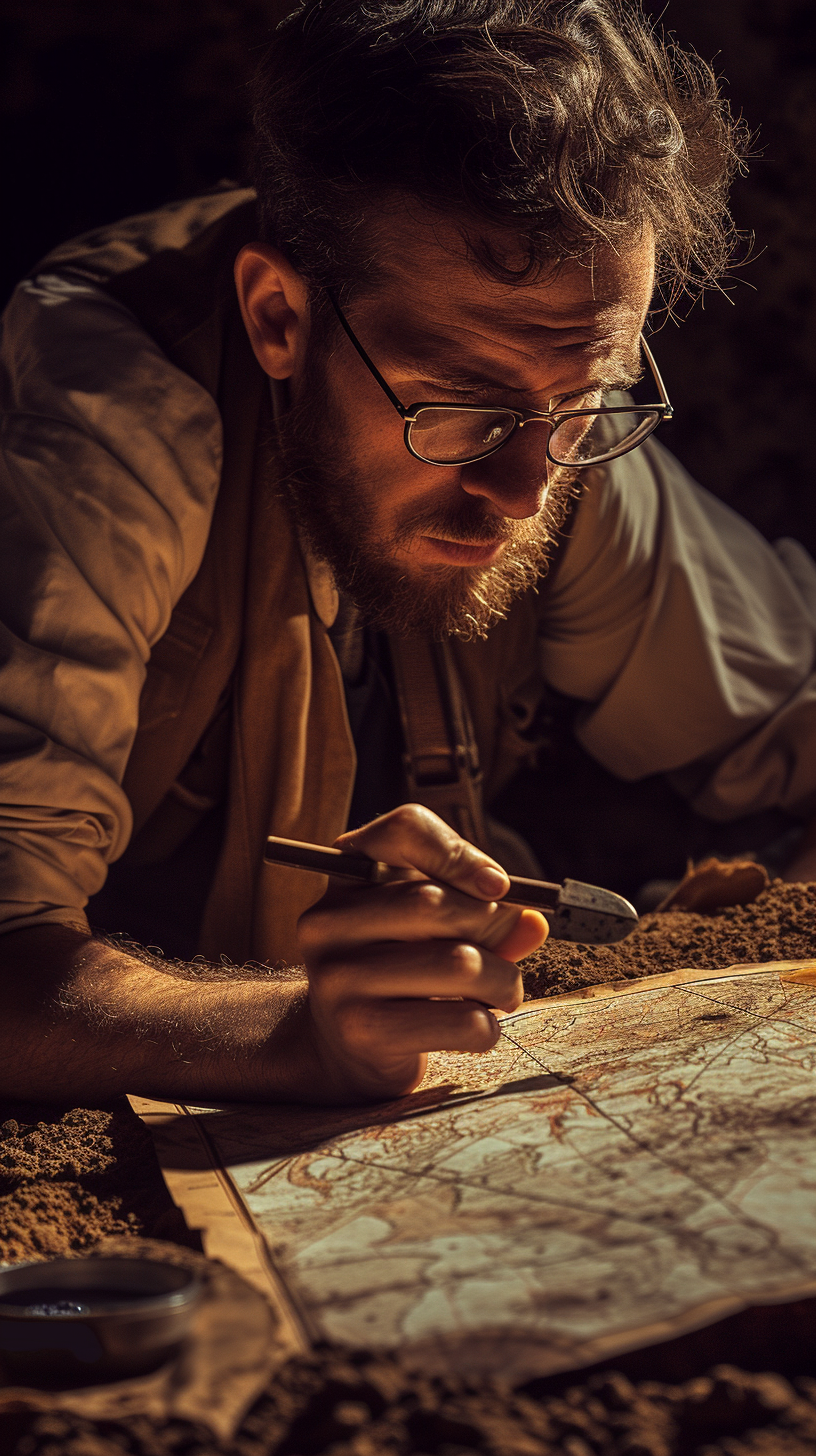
[474,865,509,897]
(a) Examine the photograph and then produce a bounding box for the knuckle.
[461,1007,500,1052]
[392,802,427,828]
[297,896,333,943]
[389,802,449,842]
[297,885,373,958]
[409,880,446,912]
[335,997,379,1053]
[306,953,353,996]
[296,919,321,957]
[439,836,474,878]
[449,941,483,984]
[494,970,524,1013]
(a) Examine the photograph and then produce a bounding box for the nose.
[458,424,552,520]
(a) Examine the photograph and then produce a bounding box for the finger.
[312,938,524,1013]
[300,876,523,955]
[336,995,502,1060]
[493,908,549,963]
[334,804,510,901]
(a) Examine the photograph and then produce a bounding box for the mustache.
[393,494,550,551]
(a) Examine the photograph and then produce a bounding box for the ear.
[234,243,310,380]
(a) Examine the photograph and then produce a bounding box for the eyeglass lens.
[408,407,517,465]
[407,403,662,466]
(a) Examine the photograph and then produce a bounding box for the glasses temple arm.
[640,333,673,419]
[326,289,409,417]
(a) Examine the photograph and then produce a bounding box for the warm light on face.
[244,207,657,636]
[327,291,671,470]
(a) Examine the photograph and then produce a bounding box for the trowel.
[265,834,638,944]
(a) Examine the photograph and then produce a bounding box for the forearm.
[0,924,319,1105]
[0,808,545,1108]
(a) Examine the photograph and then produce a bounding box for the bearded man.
[2,0,816,1105]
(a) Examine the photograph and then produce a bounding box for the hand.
[296,804,548,1102]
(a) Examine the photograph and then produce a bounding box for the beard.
[274,348,577,641]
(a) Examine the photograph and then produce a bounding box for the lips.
[418,536,506,566]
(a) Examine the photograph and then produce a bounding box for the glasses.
[327,290,673,469]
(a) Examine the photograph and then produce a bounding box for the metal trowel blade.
[545,879,638,944]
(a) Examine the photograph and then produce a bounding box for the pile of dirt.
[5,1356,816,1455]
[0,1106,117,1184]
[0,1102,195,1265]
[521,878,816,1000]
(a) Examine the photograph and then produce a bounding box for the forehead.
[351,202,655,368]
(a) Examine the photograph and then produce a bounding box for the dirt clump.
[5,1358,816,1454]
[521,879,816,1000]
[0,1107,116,1183]
[0,1180,138,1264]
[0,1100,196,1265]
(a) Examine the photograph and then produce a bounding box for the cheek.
[322,360,467,529]
[342,407,455,523]
[328,366,405,476]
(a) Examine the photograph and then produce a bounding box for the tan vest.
[40,188,545,965]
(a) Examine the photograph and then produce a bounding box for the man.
[2,0,816,1106]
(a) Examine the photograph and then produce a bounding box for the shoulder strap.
[388,635,490,851]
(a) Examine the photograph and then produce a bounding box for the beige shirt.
[2,269,816,937]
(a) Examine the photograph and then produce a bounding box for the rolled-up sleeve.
[0,273,222,934]
[539,439,816,821]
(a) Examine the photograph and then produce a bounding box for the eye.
[483,423,507,445]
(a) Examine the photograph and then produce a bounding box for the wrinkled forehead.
[349,200,656,358]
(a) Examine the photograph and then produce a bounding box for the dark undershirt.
[330,612,405,832]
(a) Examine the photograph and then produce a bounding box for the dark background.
[1,0,814,551]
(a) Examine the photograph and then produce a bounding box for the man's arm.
[0,924,317,1104]
[0,271,223,945]
[0,807,547,1105]
[540,440,816,824]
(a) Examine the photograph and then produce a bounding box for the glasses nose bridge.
[516,409,556,431]
[472,408,555,466]
[490,410,555,465]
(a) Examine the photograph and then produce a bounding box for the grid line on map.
[494,1017,816,1272]
[669,982,816,1040]
[322,1141,717,1242]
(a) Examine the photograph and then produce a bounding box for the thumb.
[493,908,549,963]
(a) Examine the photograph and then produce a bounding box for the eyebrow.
[387,341,642,400]
[378,328,518,387]
[380,318,637,392]
[417,363,529,394]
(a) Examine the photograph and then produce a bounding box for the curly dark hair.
[251,0,746,304]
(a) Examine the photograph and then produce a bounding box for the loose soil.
[7,1358,816,1455]
[3,876,816,1454]
[0,1103,197,1265]
[522,878,816,1000]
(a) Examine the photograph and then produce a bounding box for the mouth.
[417,536,506,566]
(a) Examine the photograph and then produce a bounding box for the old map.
[135,961,816,1380]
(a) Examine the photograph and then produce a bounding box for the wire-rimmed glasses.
[327,290,673,469]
